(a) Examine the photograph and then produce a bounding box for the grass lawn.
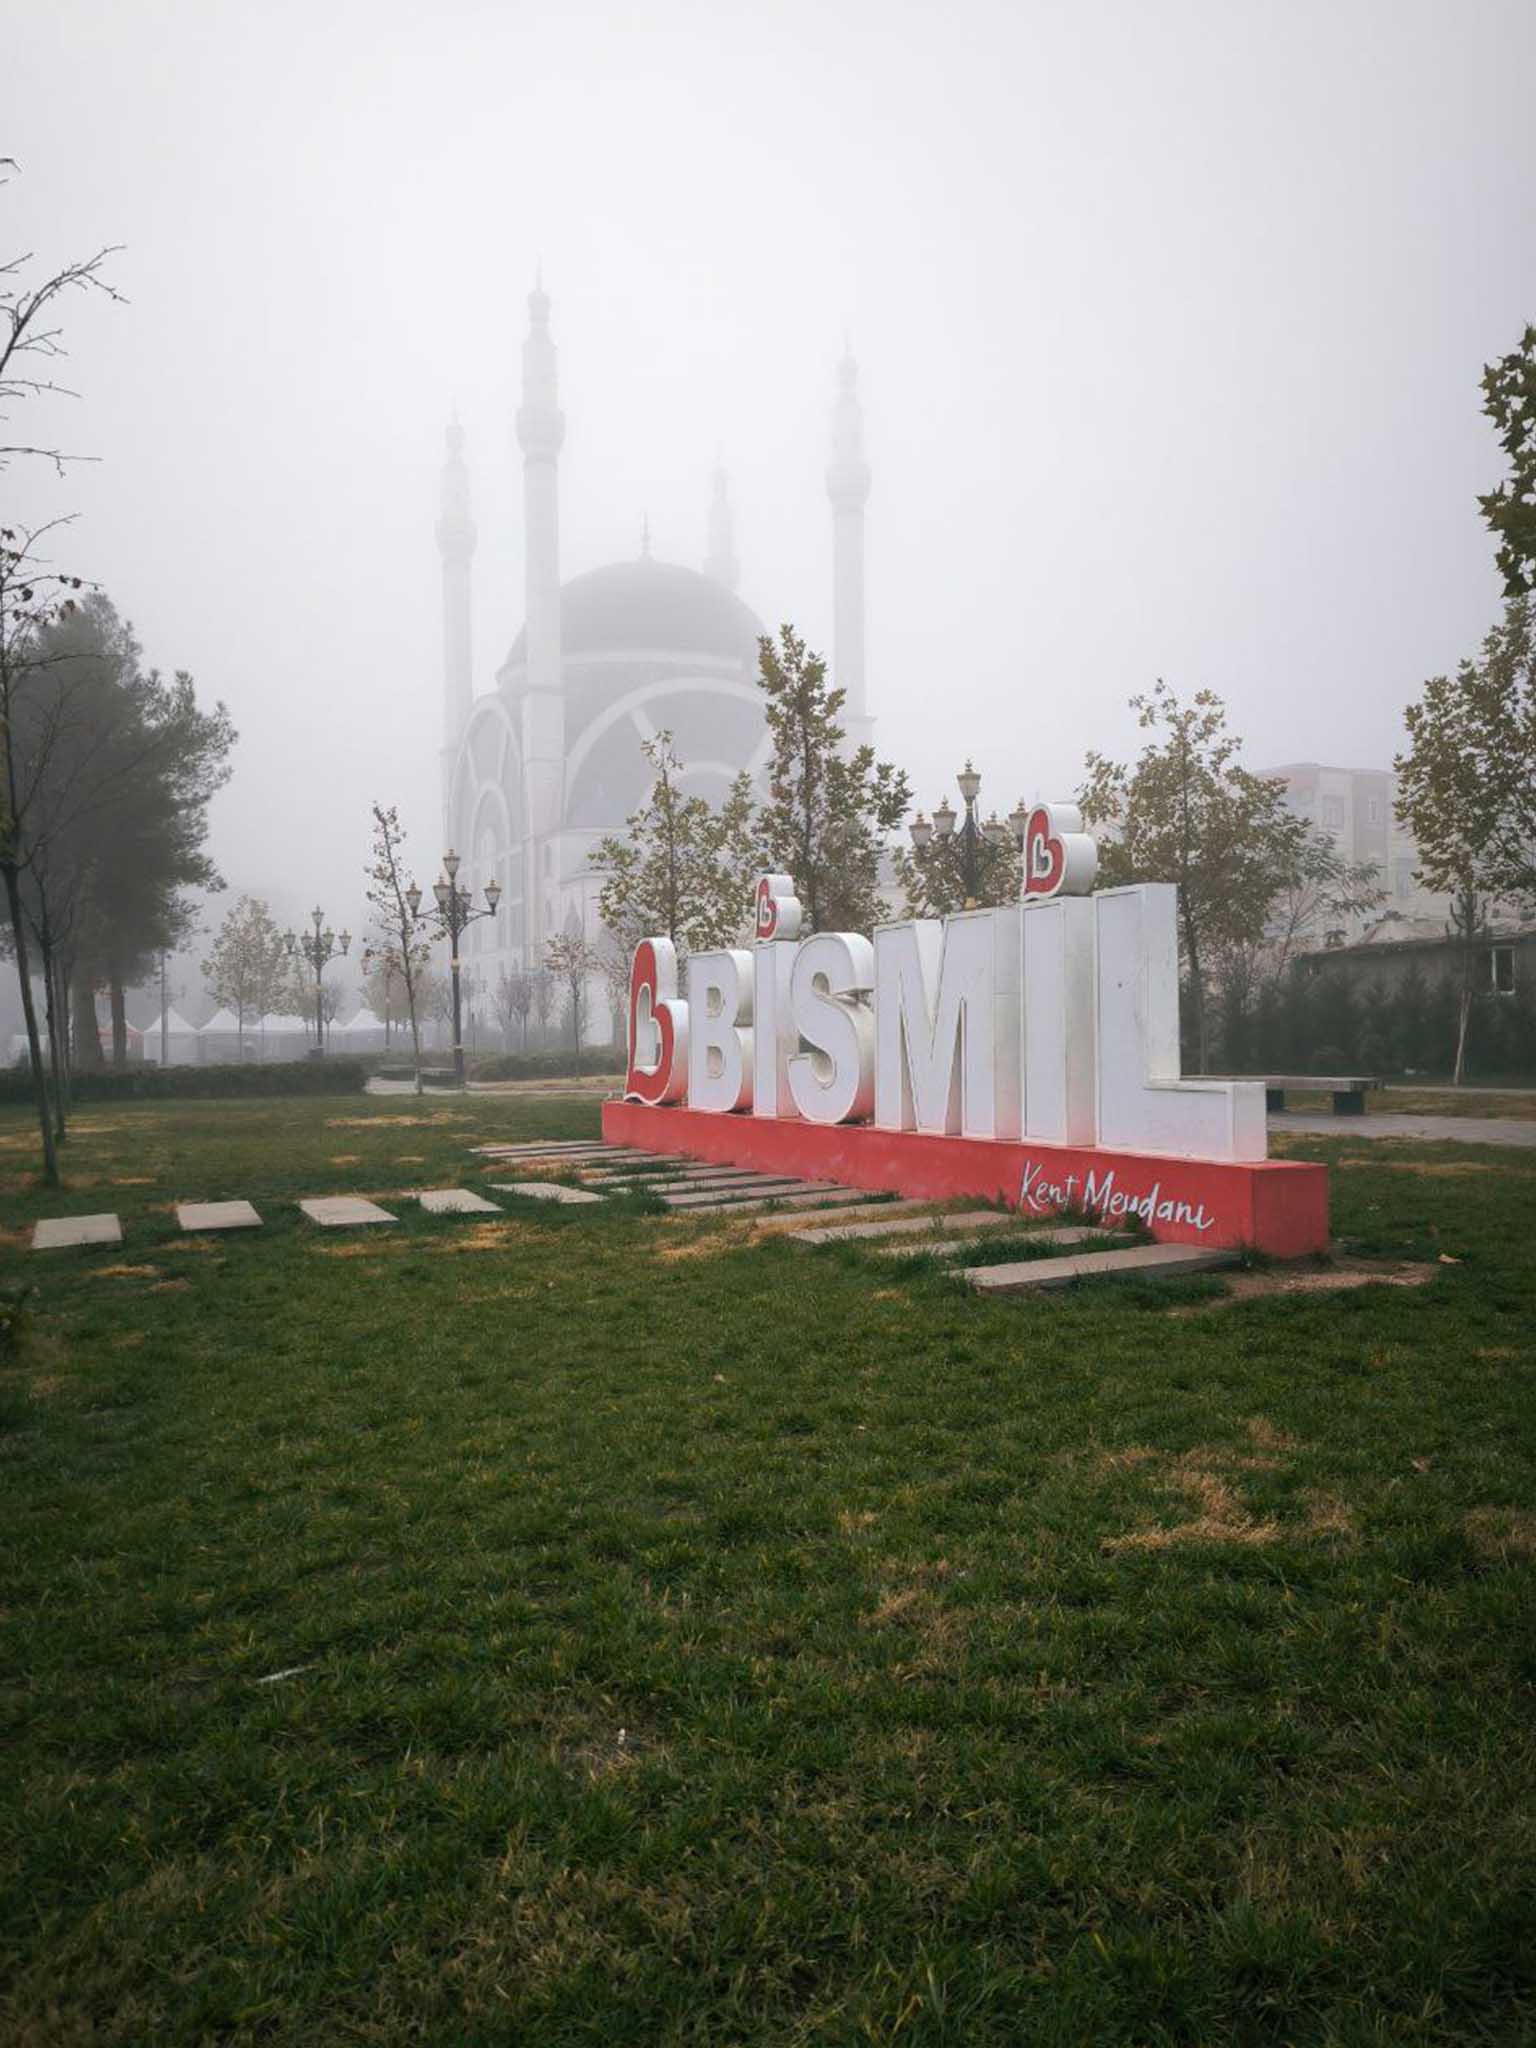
[2,1097,1534,2045]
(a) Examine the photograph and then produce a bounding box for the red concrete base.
[602,1101,1329,1256]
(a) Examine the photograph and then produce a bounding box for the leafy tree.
[1395,602,1535,1080]
[593,729,758,961]
[1479,324,1536,601]
[1396,601,1536,914]
[202,896,287,1052]
[364,804,429,1093]
[755,625,910,934]
[544,929,599,1064]
[1080,682,1324,1073]
[363,950,412,1045]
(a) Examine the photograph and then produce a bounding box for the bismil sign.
[603,806,1326,1254]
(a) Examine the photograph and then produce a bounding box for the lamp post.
[909,759,1016,910]
[423,849,501,1088]
[285,908,351,1054]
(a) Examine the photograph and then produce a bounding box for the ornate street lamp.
[421,848,502,1087]
[912,762,985,905]
[908,765,1032,913]
[285,907,351,1053]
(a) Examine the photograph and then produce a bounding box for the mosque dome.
[505,556,763,667]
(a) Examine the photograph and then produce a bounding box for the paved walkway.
[1272,1111,1536,1148]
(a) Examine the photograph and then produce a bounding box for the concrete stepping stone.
[792,1208,1011,1246]
[966,1242,1240,1295]
[659,1171,815,1197]
[488,1181,605,1205]
[673,1190,894,1220]
[31,1214,122,1251]
[471,1140,615,1155]
[299,1196,397,1228]
[416,1188,503,1215]
[885,1225,1127,1259]
[663,1179,845,1208]
[175,1201,263,1232]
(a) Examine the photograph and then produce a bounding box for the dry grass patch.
[1105,1467,1283,1553]
[1465,1506,1536,1561]
[163,1238,223,1255]
[329,1153,362,1166]
[429,1222,556,1256]
[92,1264,162,1281]
[149,1279,191,1295]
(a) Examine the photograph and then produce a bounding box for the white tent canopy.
[201,1008,240,1035]
[257,1012,309,1034]
[143,1006,201,1065]
[332,1007,385,1036]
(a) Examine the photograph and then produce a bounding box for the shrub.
[0,1060,367,1104]
[469,1050,623,1082]
[0,1284,33,1363]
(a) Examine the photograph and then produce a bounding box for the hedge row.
[0,1059,369,1103]
[469,1050,624,1082]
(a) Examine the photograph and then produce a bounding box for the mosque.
[435,283,873,1033]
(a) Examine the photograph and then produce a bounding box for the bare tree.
[1,160,124,479]
[494,966,534,1051]
[530,965,555,1048]
[545,930,600,1066]
[364,804,429,1093]
[0,169,123,1181]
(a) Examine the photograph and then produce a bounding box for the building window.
[1491,944,1516,996]
[1395,865,1413,899]
[1322,796,1346,829]
[1367,797,1382,825]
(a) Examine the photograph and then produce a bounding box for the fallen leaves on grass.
[149,1279,191,1294]
[92,1264,162,1281]
[329,1154,362,1166]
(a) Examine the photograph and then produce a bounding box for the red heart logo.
[752,873,801,943]
[1024,807,1065,896]
[625,939,684,1103]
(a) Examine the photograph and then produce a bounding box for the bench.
[1213,1074,1377,1116]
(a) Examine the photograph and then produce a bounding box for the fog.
[6,0,1532,995]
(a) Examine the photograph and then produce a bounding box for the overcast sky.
[7,0,1532,977]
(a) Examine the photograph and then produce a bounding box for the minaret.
[436,414,475,837]
[826,351,872,743]
[516,279,566,961]
[704,465,738,591]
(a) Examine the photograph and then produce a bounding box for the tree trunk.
[40,941,67,1147]
[109,971,128,1068]
[72,974,103,1067]
[1453,987,1472,1087]
[1,862,59,1186]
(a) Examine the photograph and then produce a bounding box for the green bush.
[0,1060,367,1104]
[0,1284,33,1363]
